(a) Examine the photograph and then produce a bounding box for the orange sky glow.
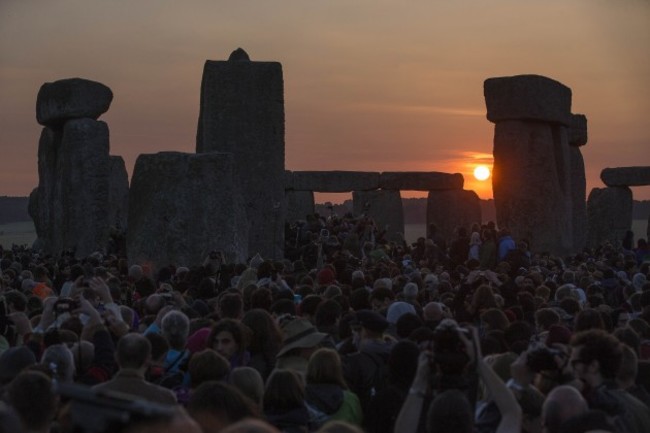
[1,1,648,203]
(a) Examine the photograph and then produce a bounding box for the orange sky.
[1,1,648,202]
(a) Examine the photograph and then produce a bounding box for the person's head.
[470,285,496,312]
[534,308,560,332]
[480,308,509,332]
[116,333,151,370]
[209,319,248,361]
[426,389,473,433]
[189,349,231,388]
[218,293,244,320]
[276,318,328,360]
[573,308,605,332]
[423,302,448,323]
[41,343,74,382]
[161,310,190,350]
[188,381,258,433]
[616,344,638,388]
[306,348,347,388]
[570,329,623,387]
[7,371,56,433]
[241,309,283,356]
[369,287,393,311]
[263,369,304,412]
[229,367,265,407]
[541,385,588,433]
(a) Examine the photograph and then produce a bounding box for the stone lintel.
[484,74,572,126]
[291,171,380,192]
[601,167,650,187]
[379,172,464,191]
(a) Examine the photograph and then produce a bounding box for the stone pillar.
[196,48,285,259]
[286,190,315,223]
[29,78,126,258]
[127,152,248,271]
[352,190,404,243]
[484,74,577,255]
[569,114,588,252]
[587,187,633,248]
[426,190,481,243]
[108,156,129,232]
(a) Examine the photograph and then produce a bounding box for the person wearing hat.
[341,309,394,426]
[274,318,329,378]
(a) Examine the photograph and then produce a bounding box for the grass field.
[0,221,36,249]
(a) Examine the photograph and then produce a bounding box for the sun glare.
[474,165,490,181]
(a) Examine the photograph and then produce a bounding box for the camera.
[54,298,79,315]
[431,319,470,375]
[526,345,563,372]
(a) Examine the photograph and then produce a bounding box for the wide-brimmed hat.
[277,318,328,358]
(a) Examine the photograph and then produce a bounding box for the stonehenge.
[196,48,285,260]
[587,166,650,247]
[127,152,248,268]
[29,78,128,258]
[484,74,588,256]
[285,170,478,242]
[35,51,650,266]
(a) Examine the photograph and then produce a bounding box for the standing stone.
[30,127,63,252]
[127,152,248,271]
[491,120,573,255]
[427,190,481,243]
[352,190,404,243]
[286,190,315,223]
[587,187,633,248]
[36,78,113,127]
[485,75,580,256]
[108,156,129,232]
[569,114,588,147]
[57,119,111,257]
[196,48,285,259]
[569,146,587,251]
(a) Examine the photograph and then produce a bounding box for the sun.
[473,165,491,181]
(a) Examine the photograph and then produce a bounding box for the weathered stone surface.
[284,170,294,189]
[127,152,248,271]
[286,190,315,223]
[569,114,588,147]
[29,121,114,256]
[30,127,62,250]
[426,190,481,242]
[569,147,587,251]
[484,75,572,126]
[292,171,380,192]
[379,172,464,191]
[601,167,650,187]
[57,119,111,257]
[196,50,285,258]
[352,190,404,243]
[492,120,574,255]
[108,156,129,232]
[587,187,633,248]
[36,78,113,127]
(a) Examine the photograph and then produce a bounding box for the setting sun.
[474,165,491,181]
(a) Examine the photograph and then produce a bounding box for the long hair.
[306,348,348,389]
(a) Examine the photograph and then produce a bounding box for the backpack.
[343,351,389,417]
[156,350,189,390]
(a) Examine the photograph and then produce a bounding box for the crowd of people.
[1,209,650,433]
